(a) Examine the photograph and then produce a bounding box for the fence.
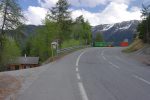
[57,45,84,54]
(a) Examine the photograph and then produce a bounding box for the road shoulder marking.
[108,61,120,69]
[76,67,79,72]
[76,51,86,66]
[78,82,89,100]
[76,73,81,80]
[133,75,150,85]
[76,51,89,100]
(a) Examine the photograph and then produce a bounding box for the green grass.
[62,39,81,48]
[122,38,144,53]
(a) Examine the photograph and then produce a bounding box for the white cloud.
[24,1,141,26]
[38,0,58,8]
[70,0,133,7]
[38,0,134,8]
[24,6,48,25]
[72,2,141,26]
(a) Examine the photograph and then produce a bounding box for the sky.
[18,0,150,26]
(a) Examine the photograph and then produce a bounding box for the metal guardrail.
[57,45,84,54]
[43,45,90,64]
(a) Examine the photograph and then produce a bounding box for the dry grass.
[0,74,21,100]
[123,38,144,53]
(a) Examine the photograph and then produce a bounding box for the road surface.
[17,47,150,100]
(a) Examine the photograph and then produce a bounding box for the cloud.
[38,0,134,8]
[24,1,141,26]
[23,6,48,25]
[70,0,133,7]
[72,2,141,26]
[38,0,58,8]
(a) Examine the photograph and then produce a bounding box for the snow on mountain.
[102,24,114,31]
[92,20,140,45]
[118,23,132,30]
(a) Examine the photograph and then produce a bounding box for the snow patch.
[118,23,132,30]
[102,24,114,31]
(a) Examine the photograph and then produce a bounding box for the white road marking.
[108,62,120,69]
[101,52,120,69]
[76,67,79,72]
[78,82,89,100]
[76,51,88,100]
[76,73,81,80]
[102,55,106,60]
[76,51,86,66]
[133,75,150,85]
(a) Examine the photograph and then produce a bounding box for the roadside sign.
[51,42,58,49]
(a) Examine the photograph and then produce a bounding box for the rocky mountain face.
[92,20,140,45]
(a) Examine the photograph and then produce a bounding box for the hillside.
[92,20,140,45]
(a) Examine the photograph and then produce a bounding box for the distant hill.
[6,25,43,39]
[92,20,140,45]
[17,25,43,38]
[4,25,43,50]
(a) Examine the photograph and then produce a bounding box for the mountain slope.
[92,20,140,45]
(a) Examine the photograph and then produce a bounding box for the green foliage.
[29,33,51,62]
[0,0,24,70]
[137,20,147,41]
[72,15,92,45]
[83,21,92,44]
[26,21,60,62]
[62,39,80,48]
[137,4,150,43]
[0,36,21,71]
[95,33,104,42]
[23,0,92,63]
[46,0,72,46]
[0,0,24,45]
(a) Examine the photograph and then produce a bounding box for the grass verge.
[122,38,145,53]
[62,39,81,49]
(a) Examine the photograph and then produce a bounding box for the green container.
[94,42,109,47]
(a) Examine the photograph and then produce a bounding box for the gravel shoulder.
[0,63,54,100]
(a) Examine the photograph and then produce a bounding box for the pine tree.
[47,0,72,47]
[0,0,24,47]
[141,4,150,43]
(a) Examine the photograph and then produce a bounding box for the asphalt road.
[17,47,150,100]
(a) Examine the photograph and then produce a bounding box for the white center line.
[76,73,81,80]
[102,55,107,60]
[101,52,120,69]
[78,82,89,100]
[76,51,86,66]
[76,51,89,100]
[76,67,79,72]
[108,62,120,69]
[133,75,150,85]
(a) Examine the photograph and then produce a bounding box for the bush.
[0,37,21,71]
